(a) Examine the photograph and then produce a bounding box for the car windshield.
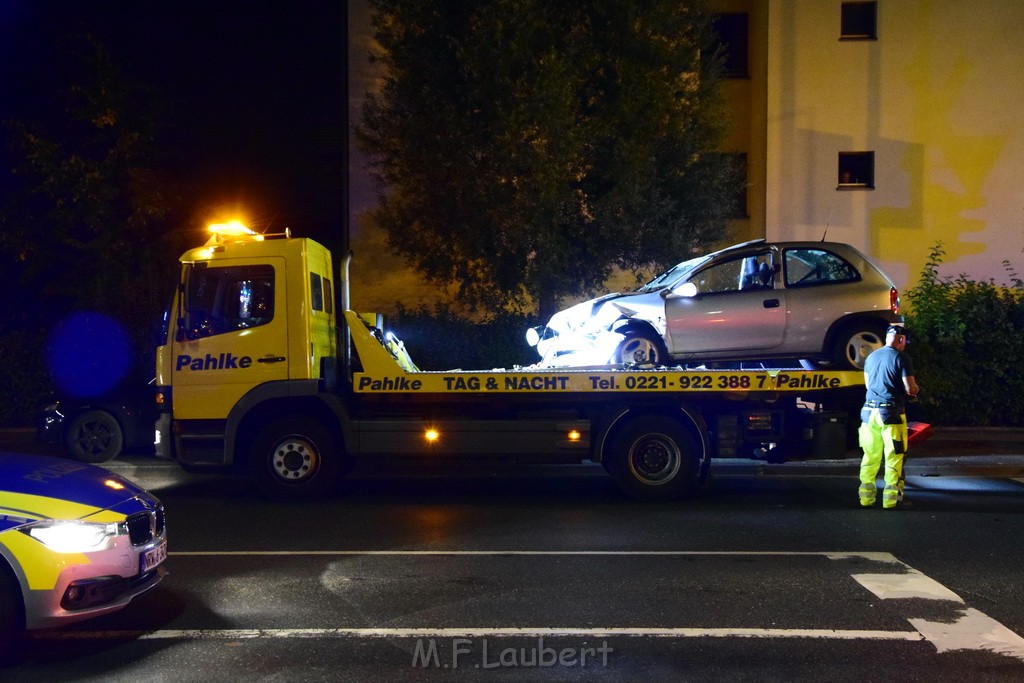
[636,255,710,293]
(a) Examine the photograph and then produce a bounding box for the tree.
[358,0,738,318]
[0,34,179,336]
[0,32,184,425]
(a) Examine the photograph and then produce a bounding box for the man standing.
[858,325,920,509]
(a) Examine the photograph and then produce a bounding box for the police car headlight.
[22,520,119,553]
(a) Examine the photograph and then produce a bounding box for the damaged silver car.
[526,239,902,370]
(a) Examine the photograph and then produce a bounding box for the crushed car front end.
[527,291,667,367]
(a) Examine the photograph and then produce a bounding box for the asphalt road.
[3,443,1024,681]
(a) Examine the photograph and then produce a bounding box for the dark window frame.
[840,1,878,40]
[838,151,875,190]
[713,13,750,78]
[310,272,324,312]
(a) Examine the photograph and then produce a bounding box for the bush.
[387,304,540,371]
[904,244,1024,426]
[0,328,55,427]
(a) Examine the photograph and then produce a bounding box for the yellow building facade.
[720,0,1024,292]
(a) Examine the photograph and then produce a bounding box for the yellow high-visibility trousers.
[858,409,908,508]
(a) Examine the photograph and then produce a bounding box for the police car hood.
[0,452,158,522]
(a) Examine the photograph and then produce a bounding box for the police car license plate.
[141,539,167,573]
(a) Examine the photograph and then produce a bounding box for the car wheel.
[614,329,669,365]
[833,323,886,370]
[0,564,24,664]
[250,417,343,502]
[604,415,701,501]
[65,410,124,463]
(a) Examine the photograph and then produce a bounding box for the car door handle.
[763,299,780,309]
[257,356,286,363]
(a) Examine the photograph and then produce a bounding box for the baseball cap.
[886,324,908,339]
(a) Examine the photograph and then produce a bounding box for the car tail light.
[890,287,900,314]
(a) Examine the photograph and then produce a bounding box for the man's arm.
[904,374,919,398]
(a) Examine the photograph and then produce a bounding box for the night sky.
[1,0,349,244]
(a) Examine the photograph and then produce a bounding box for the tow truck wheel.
[250,417,341,502]
[605,415,701,501]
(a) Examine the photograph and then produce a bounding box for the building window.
[713,13,749,78]
[840,2,877,40]
[838,152,874,189]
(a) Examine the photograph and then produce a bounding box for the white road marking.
[911,608,1024,661]
[852,569,964,602]
[36,550,1024,662]
[168,550,899,557]
[38,627,924,641]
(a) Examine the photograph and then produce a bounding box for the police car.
[0,453,167,653]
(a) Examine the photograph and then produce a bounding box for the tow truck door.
[171,256,288,420]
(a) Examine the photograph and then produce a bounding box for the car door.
[777,246,863,351]
[663,252,787,354]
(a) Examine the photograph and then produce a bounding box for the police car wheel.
[250,417,341,502]
[65,410,123,463]
[605,415,701,501]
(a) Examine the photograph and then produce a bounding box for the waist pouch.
[861,406,904,425]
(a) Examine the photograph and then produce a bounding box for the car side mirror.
[670,282,699,298]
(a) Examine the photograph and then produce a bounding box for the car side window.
[692,254,774,294]
[184,265,274,338]
[784,249,859,287]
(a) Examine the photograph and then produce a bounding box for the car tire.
[614,329,669,366]
[249,417,343,502]
[0,563,24,664]
[604,415,702,501]
[832,322,886,370]
[65,410,124,463]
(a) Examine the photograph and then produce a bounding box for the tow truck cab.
[156,226,337,464]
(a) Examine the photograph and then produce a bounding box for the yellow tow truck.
[155,224,863,501]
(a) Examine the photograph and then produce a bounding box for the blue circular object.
[46,312,133,397]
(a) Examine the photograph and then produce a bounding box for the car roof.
[711,239,866,258]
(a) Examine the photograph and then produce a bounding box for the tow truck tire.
[605,415,701,501]
[615,329,669,366]
[66,410,123,463]
[250,417,342,502]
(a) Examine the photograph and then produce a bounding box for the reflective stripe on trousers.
[858,408,908,507]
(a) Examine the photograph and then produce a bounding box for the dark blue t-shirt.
[863,346,914,405]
